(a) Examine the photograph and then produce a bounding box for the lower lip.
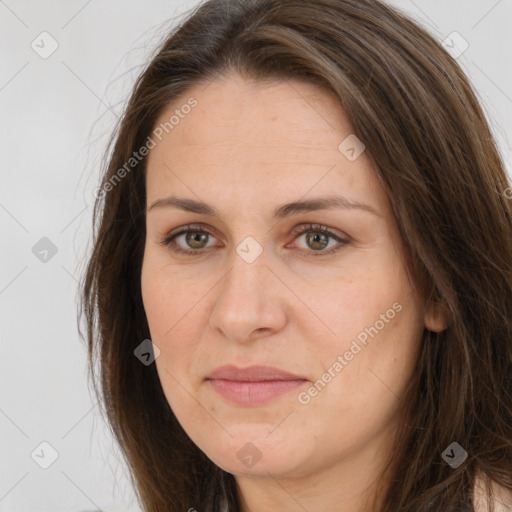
[207,378,307,406]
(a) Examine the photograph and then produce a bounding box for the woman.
[79,0,512,510]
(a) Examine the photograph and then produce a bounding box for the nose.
[208,245,288,343]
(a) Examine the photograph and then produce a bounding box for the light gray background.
[1,1,511,510]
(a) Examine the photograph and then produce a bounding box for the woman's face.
[141,72,446,480]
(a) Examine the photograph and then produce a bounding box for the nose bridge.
[223,214,270,276]
[209,237,287,340]
[221,237,270,306]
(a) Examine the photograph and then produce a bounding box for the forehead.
[145,73,390,219]
[150,73,351,155]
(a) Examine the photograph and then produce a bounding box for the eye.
[159,223,217,255]
[158,222,351,257]
[288,223,351,257]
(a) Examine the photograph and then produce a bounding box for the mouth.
[205,365,309,406]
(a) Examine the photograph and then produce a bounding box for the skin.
[141,72,448,512]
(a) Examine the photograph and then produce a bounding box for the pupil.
[188,232,206,247]
[309,232,327,250]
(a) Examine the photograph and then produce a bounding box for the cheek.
[141,271,170,341]
[302,302,422,460]
[310,270,405,349]
[141,256,206,381]
[141,254,199,339]
[141,265,203,424]
[332,269,422,379]
[307,261,423,410]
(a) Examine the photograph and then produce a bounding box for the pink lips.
[206,365,308,406]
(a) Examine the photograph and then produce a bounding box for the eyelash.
[158,223,350,258]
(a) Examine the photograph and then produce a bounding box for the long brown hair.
[79,0,512,510]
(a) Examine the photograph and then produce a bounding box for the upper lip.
[206,365,308,382]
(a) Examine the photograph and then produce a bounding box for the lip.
[206,365,309,406]
[206,364,306,381]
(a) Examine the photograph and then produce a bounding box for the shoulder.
[473,474,512,512]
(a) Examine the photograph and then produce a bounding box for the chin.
[199,432,309,479]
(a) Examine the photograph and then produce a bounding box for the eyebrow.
[148,194,381,219]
